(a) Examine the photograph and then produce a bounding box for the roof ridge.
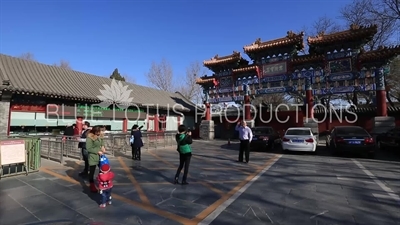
[0,53,196,111]
[0,53,180,95]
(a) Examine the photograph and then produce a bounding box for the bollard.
[228,138,231,145]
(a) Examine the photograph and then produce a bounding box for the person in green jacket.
[174,125,193,185]
[86,126,106,192]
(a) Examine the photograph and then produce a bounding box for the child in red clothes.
[97,164,115,208]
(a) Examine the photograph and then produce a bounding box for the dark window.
[252,128,274,135]
[336,127,368,135]
[285,129,312,135]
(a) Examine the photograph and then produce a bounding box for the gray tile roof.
[0,53,197,111]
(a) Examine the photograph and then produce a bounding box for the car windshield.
[286,129,311,135]
[252,128,274,135]
[336,127,369,136]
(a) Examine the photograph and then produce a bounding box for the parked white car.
[281,127,317,152]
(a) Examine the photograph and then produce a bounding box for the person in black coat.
[131,125,144,160]
[78,121,91,176]
[64,124,75,138]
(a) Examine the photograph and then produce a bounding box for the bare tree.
[124,74,136,84]
[370,0,400,21]
[146,58,175,92]
[19,52,36,61]
[386,57,400,102]
[340,0,397,50]
[340,0,398,105]
[53,59,72,69]
[299,16,342,55]
[177,61,205,104]
[312,15,343,36]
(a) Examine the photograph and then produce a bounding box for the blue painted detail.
[375,67,385,90]
[256,87,293,95]
[302,70,314,78]
[236,77,259,86]
[313,84,376,95]
[260,75,287,83]
[305,77,312,90]
[208,96,245,103]
[328,73,354,82]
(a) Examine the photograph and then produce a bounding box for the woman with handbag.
[86,126,106,192]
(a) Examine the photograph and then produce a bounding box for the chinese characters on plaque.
[262,62,287,77]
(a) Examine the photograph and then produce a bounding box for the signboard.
[328,58,352,74]
[219,76,233,88]
[209,96,244,103]
[11,104,47,113]
[216,70,233,77]
[45,104,147,120]
[262,62,287,77]
[0,139,26,165]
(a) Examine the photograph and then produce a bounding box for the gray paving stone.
[0,195,21,212]
[26,179,73,194]
[17,194,62,213]
[113,186,141,203]
[33,204,89,223]
[210,210,271,225]
[0,178,26,191]
[49,189,98,210]
[78,203,174,224]
[0,206,39,225]
[2,185,42,200]
[157,197,207,218]
[206,181,240,193]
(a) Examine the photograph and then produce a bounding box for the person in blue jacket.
[131,125,144,160]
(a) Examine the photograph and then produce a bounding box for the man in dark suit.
[131,125,144,160]
[78,121,91,177]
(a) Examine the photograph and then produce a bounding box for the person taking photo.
[174,125,193,185]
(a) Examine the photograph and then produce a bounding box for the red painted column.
[306,90,314,118]
[244,95,251,120]
[154,114,159,132]
[122,118,128,133]
[76,117,83,135]
[177,115,181,129]
[375,68,387,116]
[7,103,11,136]
[205,103,211,121]
[376,90,387,116]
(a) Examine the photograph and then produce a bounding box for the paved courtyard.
[0,140,399,225]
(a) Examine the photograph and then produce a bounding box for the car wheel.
[367,152,375,159]
[269,141,275,151]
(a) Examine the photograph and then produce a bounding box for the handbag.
[99,155,110,167]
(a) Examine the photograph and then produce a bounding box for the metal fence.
[0,137,41,178]
[39,132,177,163]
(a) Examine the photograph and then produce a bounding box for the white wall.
[166,115,178,131]
[10,112,36,126]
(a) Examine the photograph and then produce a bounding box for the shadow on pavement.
[64,160,99,204]
[131,166,175,184]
